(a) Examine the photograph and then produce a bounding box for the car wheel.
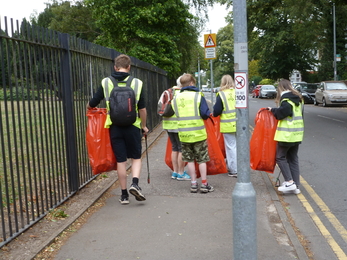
[313,98,318,106]
[322,97,328,107]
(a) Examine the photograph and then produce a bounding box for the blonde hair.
[275,79,303,105]
[220,74,235,91]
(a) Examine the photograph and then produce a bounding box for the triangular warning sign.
[205,35,216,47]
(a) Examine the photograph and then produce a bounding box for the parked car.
[259,85,277,98]
[293,82,319,104]
[314,81,347,107]
[251,85,262,98]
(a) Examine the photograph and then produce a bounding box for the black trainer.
[119,195,129,205]
[129,183,146,201]
[200,183,214,193]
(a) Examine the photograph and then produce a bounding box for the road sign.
[204,33,217,60]
[234,72,248,108]
[205,48,216,59]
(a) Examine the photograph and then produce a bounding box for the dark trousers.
[276,143,300,186]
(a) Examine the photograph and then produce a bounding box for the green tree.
[212,23,234,86]
[85,0,202,77]
[32,0,100,42]
[220,0,347,81]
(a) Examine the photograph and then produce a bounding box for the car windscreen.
[326,83,347,90]
[262,85,275,90]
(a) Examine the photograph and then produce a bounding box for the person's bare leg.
[178,152,185,175]
[187,162,196,181]
[171,151,179,173]
[131,158,142,178]
[117,162,127,190]
[198,162,207,181]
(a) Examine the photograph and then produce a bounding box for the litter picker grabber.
[144,133,150,184]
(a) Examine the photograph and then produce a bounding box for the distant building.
[290,70,302,82]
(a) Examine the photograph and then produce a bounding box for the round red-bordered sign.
[235,75,246,89]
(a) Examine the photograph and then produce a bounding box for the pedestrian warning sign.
[204,33,217,60]
[204,34,216,48]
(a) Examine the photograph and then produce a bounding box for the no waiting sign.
[234,72,248,108]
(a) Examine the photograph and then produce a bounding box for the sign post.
[233,0,257,259]
[204,33,217,104]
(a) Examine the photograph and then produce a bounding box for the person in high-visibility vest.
[161,75,190,181]
[212,74,237,177]
[87,54,149,205]
[268,79,304,195]
[172,74,213,193]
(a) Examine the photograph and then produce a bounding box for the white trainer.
[282,188,301,195]
[278,181,297,192]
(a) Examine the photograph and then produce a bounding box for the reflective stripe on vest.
[219,89,237,133]
[274,99,304,142]
[102,76,142,128]
[162,88,180,130]
[172,91,207,143]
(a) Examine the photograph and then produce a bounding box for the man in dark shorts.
[87,54,149,204]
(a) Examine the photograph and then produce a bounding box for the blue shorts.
[109,124,142,163]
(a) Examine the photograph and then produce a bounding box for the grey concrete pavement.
[54,125,336,260]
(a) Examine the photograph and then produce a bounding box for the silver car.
[259,85,277,99]
[314,81,347,107]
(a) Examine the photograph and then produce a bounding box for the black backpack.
[106,76,138,126]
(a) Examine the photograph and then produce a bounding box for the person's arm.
[138,108,149,134]
[269,101,292,120]
[87,86,104,109]
[199,96,211,120]
[212,95,223,117]
[137,87,148,133]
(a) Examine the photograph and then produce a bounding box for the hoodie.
[270,91,303,120]
[89,71,145,109]
[270,91,303,146]
[180,86,211,120]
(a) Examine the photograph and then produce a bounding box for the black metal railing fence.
[0,17,171,247]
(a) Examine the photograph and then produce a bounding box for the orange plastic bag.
[210,116,226,158]
[86,108,117,175]
[165,137,174,170]
[250,108,278,173]
[165,136,188,170]
[195,117,228,178]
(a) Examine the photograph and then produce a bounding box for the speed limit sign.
[234,72,248,108]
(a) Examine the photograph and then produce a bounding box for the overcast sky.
[1,1,230,46]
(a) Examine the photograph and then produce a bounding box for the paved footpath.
[54,125,337,260]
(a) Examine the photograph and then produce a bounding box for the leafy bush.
[0,88,39,101]
[259,78,275,85]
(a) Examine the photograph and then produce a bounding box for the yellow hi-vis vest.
[218,89,237,133]
[102,76,143,128]
[172,91,207,143]
[274,99,304,142]
[162,87,180,130]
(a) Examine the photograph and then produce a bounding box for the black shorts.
[167,131,182,152]
[109,124,142,163]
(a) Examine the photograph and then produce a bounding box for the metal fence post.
[233,0,257,259]
[59,33,79,192]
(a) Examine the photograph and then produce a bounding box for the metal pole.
[198,53,201,90]
[233,0,257,259]
[210,59,214,104]
[333,3,337,81]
